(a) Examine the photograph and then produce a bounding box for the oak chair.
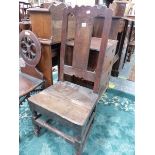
[28,5,112,155]
[19,30,45,104]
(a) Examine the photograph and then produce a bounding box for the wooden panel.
[99,68,111,94]
[72,19,93,70]
[102,44,117,73]
[28,81,98,126]
[37,44,52,87]
[30,12,52,39]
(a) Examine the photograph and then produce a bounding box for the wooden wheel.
[19,30,41,67]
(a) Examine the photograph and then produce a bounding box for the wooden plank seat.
[28,81,98,126]
[28,5,113,155]
[19,72,43,98]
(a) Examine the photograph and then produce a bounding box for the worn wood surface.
[19,72,43,97]
[29,81,98,126]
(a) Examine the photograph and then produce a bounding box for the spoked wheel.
[19,30,41,67]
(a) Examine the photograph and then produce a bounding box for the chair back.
[59,5,112,93]
[19,30,43,80]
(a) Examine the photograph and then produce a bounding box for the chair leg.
[75,142,84,155]
[34,124,41,137]
[32,110,41,136]
[75,109,96,155]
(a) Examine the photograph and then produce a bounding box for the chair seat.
[19,72,43,97]
[28,81,99,126]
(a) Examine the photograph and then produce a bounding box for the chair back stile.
[59,6,112,93]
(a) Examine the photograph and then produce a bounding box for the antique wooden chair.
[19,30,45,104]
[28,6,112,155]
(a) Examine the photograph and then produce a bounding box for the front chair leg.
[75,142,84,155]
[34,124,41,137]
[32,110,41,137]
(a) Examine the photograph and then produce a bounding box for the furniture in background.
[93,1,128,77]
[19,1,32,21]
[19,1,32,32]
[28,5,113,155]
[93,16,124,75]
[27,1,75,87]
[123,16,135,63]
